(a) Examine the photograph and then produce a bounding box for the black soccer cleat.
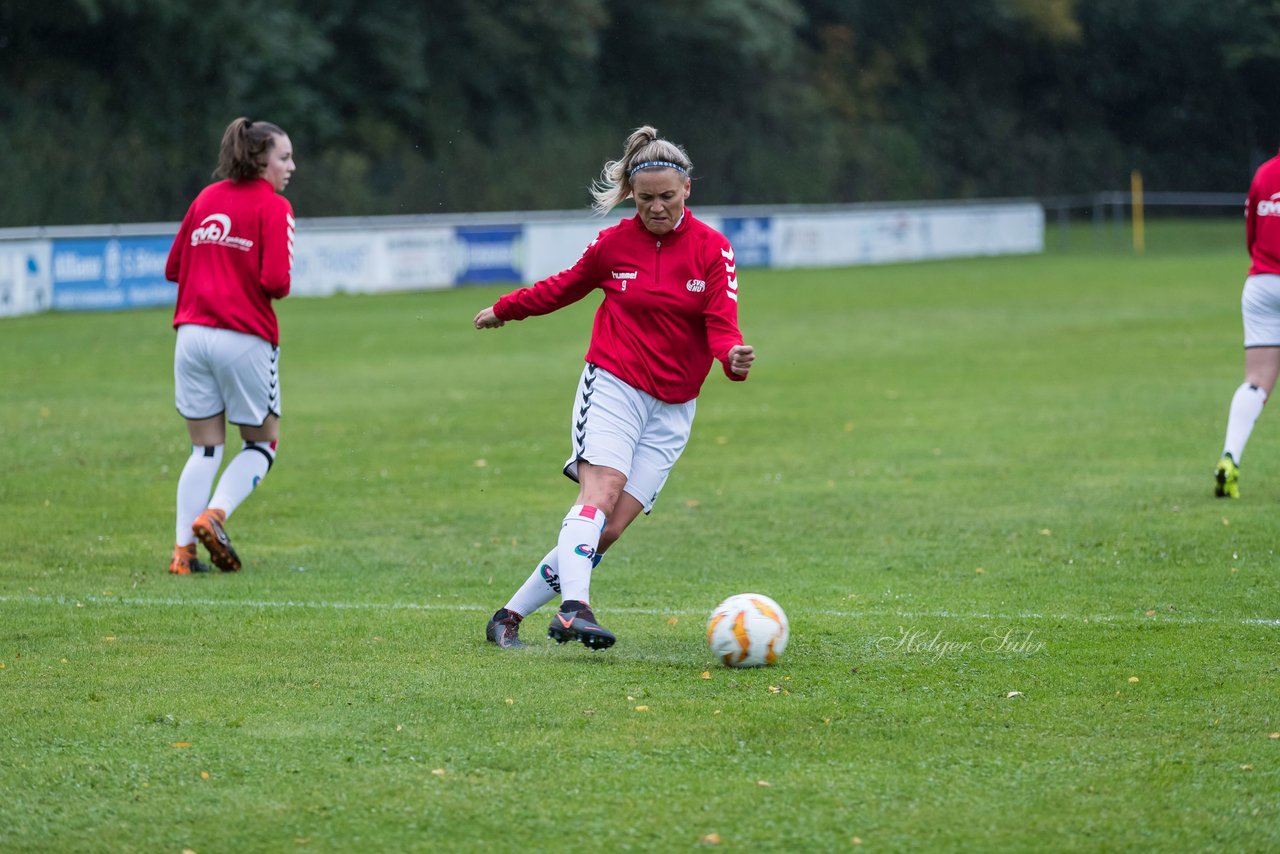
[485,608,528,649]
[547,600,616,650]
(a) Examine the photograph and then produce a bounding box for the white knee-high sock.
[176,444,224,545]
[505,548,607,617]
[505,549,561,616]
[1224,382,1268,462]
[210,440,276,519]
[555,504,605,605]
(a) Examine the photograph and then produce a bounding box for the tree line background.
[2,0,1278,227]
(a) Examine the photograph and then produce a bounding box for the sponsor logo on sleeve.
[1258,192,1280,217]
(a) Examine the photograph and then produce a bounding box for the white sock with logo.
[210,440,277,519]
[505,549,561,617]
[505,548,607,617]
[555,504,605,605]
[1224,382,1267,462]
[176,444,223,544]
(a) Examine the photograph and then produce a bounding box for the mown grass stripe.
[2,593,1275,627]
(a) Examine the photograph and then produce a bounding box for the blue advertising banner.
[52,235,176,311]
[455,225,523,284]
[721,217,772,268]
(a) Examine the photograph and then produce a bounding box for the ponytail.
[589,125,693,217]
[215,117,286,181]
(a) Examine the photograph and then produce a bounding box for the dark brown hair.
[215,117,287,181]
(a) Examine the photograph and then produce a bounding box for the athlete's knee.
[243,439,278,470]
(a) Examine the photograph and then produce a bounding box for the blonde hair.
[590,126,693,216]
[215,117,287,181]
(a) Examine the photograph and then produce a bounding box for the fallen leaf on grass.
[852,837,864,845]
[699,833,721,845]
[431,768,446,776]
[172,742,192,749]
[756,780,770,787]
[1128,676,1140,684]
[768,686,782,694]
[1270,732,1280,739]
[1006,691,1025,699]
[667,617,679,626]
[700,671,711,680]
[200,771,210,780]
[635,705,649,712]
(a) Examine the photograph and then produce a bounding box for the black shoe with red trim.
[547,600,616,650]
[485,608,528,649]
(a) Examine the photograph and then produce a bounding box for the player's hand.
[474,306,504,329]
[728,344,755,376]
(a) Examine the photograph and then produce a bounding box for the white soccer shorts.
[1242,274,1280,348]
[174,324,281,426]
[562,363,695,513]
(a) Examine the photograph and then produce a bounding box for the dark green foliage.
[1,0,1276,224]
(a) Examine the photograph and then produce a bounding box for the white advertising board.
[0,241,53,317]
[0,200,1045,317]
[291,227,455,296]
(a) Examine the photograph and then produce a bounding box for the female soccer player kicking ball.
[473,125,754,648]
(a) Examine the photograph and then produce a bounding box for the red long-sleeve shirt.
[1247,152,1280,277]
[493,210,745,404]
[166,177,295,346]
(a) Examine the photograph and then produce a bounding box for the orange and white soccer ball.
[706,593,789,667]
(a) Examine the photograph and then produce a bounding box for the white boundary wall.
[0,199,1043,316]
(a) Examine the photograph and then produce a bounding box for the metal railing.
[1041,191,1243,248]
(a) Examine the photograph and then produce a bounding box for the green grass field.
[2,218,1277,852]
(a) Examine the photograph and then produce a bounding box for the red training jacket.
[1247,152,1280,277]
[493,209,745,404]
[166,177,295,346]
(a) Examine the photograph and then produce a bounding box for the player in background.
[473,125,755,649]
[164,117,296,573]
[1215,149,1280,497]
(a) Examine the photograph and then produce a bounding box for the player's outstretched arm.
[474,306,505,329]
[728,344,755,376]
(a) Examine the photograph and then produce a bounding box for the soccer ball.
[706,593,789,667]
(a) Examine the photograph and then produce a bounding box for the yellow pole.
[1131,170,1145,254]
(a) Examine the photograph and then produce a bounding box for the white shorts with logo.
[174,324,281,426]
[1242,274,1280,347]
[562,363,695,513]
